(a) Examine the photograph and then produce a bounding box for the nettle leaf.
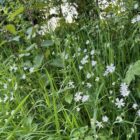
[65,93,73,104]
[41,40,54,48]
[5,24,17,35]
[33,54,44,68]
[8,6,24,21]
[124,60,140,85]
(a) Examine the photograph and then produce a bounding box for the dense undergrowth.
[0,0,140,139]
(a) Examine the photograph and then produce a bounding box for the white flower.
[49,7,58,15]
[104,64,115,76]
[76,107,80,112]
[81,55,89,65]
[120,83,130,97]
[131,15,140,24]
[84,49,87,53]
[115,98,125,108]
[90,50,95,55]
[79,65,83,70]
[132,103,138,110]
[102,116,109,122]
[96,121,103,129]
[61,2,78,23]
[86,83,92,88]
[21,74,26,80]
[68,81,75,88]
[95,77,100,82]
[82,95,89,102]
[116,116,123,122]
[86,40,90,45]
[134,3,138,9]
[74,92,83,102]
[112,82,115,86]
[86,73,92,79]
[48,17,60,31]
[3,84,7,89]
[91,60,97,67]
[29,67,34,73]
[137,110,140,117]
[10,64,18,72]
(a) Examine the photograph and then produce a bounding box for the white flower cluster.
[120,83,130,97]
[74,92,89,103]
[131,15,140,24]
[61,2,78,23]
[104,64,115,76]
[115,83,130,109]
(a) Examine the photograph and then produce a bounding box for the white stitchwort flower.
[86,73,92,79]
[134,3,139,9]
[96,121,103,129]
[116,116,123,122]
[29,67,34,73]
[21,74,26,80]
[102,115,109,122]
[90,50,95,55]
[132,103,138,110]
[120,83,130,97]
[131,15,140,24]
[74,92,83,102]
[68,81,75,88]
[81,55,89,65]
[91,60,97,67]
[115,98,125,109]
[82,95,89,102]
[104,64,115,76]
[86,83,92,88]
[137,110,140,117]
[61,2,78,23]
[3,84,7,89]
[95,77,100,82]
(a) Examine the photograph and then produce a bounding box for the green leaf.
[41,40,54,48]
[8,6,24,21]
[49,57,64,68]
[5,24,16,35]
[33,54,44,68]
[65,93,73,104]
[124,60,140,85]
[84,136,94,140]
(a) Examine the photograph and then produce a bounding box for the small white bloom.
[76,107,80,112]
[29,67,34,73]
[116,116,123,122]
[86,73,92,79]
[120,83,130,97]
[95,77,100,82]
[81,56,89,65]
[11,110,15,115]
[102,115,109,122]
[96,121,103,129]
[137,110,140,117]
[21,74,26,80]
[86,83,92,88]
[132,103,138,110]
[79,65,83,70]
[3,84,7,89]
[91,60,97,67]
[104,64,115,76]
[112,82,115,86]
[86,40,90,45]
[115,98,125,108]
[134,3,138,9]
[68,81,75,88]
[74,92,83,102]
[90,50,95,55]
[131,15,140,24]
[84,49,87,53]
[82,95,89,102]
